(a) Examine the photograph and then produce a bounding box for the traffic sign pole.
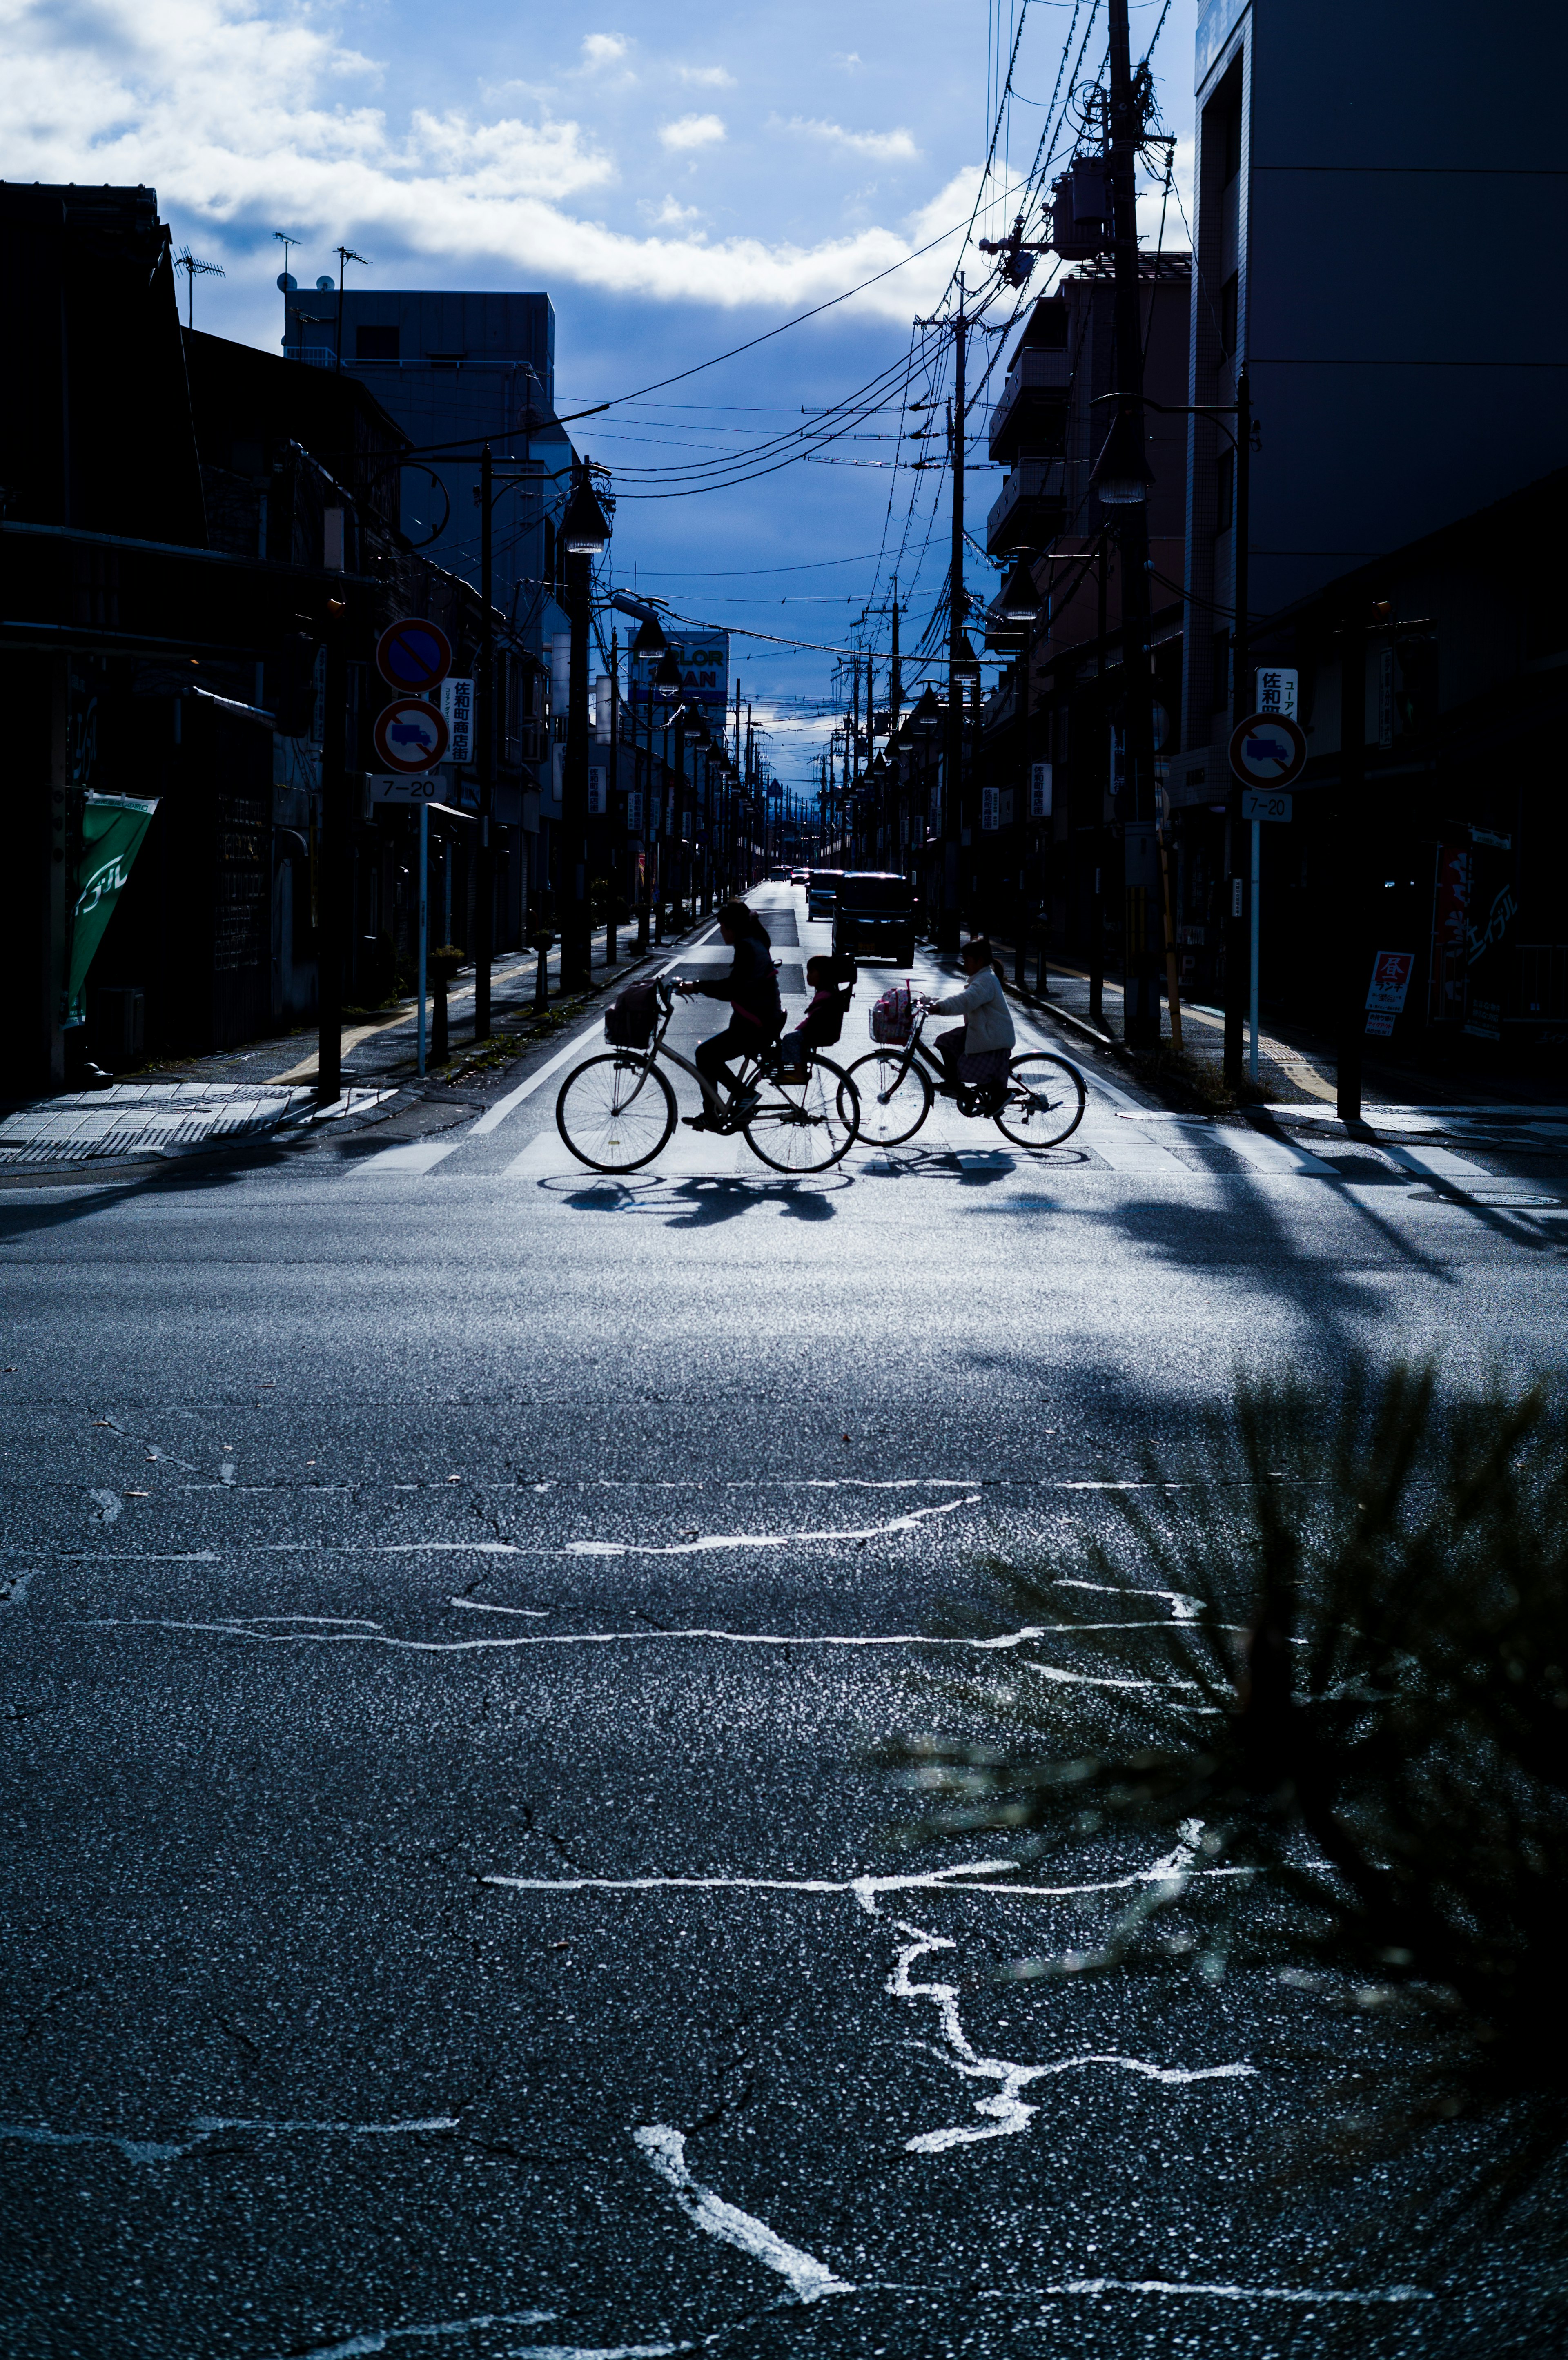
[1250,816,1261,1081]
[417,801,428,1081]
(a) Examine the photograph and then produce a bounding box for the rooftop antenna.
[273,227,304,303]
[333,245,372,373]
[173,245,225,332]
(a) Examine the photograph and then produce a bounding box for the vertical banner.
[438,677,474,765]
[68,794,160,1022]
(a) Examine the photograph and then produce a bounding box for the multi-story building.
[285,286,576,912]
[971,254,1191,964]
[1176,0,1568,780]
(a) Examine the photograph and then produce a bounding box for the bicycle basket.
[604,978,658,1048]
[870,984,914,1045]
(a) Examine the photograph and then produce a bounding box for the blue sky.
[12,0,1197,787]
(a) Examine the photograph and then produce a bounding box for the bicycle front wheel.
[844,1050,932,1146]
[993,1051,1087,1149]
[744,1056,860,1174]
[556,1054,677,1172]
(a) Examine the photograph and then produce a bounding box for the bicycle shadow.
[541,1173,848,1226]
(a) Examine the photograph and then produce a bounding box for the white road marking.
[345,1140,463,1178]
[1027,2279,1430,2306]
[1082,1129,1192,1176]
[1216,1128,1335,1177]
[0,2115,457,2166]
[292,2315,566,2360]
[1375,1140,1492,1181]
[633,2124,854,2304]
[563,1495,978,1555]
[889,1918,1254,2153]
[485,1859,1252,1905]
[469,1029,611,1135]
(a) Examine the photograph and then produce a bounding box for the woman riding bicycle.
[924,935,1016,1100]
[677,900,785,1130]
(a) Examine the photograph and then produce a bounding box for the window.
[1221,100,1243,187]
[355,325,399,361]
[1219,273,1238,358]
[1216,448,1235,533]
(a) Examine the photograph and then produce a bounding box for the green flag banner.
[67,793,159,1023]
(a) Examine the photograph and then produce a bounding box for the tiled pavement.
[0,1081,394,1168]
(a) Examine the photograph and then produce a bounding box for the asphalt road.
[4,884,1566,2360]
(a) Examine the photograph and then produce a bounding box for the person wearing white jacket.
[924,936,1016,1096]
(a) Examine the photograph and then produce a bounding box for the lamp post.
[995,558,1044,986]
[559,457,612,991]
[630,614,667,953]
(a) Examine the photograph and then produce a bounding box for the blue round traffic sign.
[376,618,453,692]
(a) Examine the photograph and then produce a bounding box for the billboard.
[629,631,731,719]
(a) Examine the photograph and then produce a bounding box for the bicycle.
[556,978,861,1175]
[844,1000,1087,1149]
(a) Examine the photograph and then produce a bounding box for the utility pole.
[475,442,495,1038]
[1223,371,1252,1090]
[889,582,902,734]
[1337,614,1367,1123]
[943,299,967,953]
[606,626,619,969]
[1104,0,1160,1048]
[316,611,350,1104]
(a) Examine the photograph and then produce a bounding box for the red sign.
[1365,949,1415,1038]
[376,619,452,693]
[373,698,449,773]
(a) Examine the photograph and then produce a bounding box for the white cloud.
[677,65,733,87]
[0,0,973,319]
[639,194,704,230]
[659,111,725,151]
[580,31,628,66]
[781,116,920,163]
[832,52,862,69]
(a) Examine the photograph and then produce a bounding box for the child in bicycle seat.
[776,956,840,1081]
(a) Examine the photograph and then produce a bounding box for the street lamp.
[1088,401,1155,506]
[996,558,1042,623]
[561,457,612,989]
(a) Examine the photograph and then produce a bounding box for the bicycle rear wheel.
[744,1056,860,1174]
[993,1051,1087,1149]
[844,1050,931,1146]
[556,1054,677,1172]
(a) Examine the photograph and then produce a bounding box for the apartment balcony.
[282,345,336,370]
[987,347,1071,465]
[986,458,1067,557]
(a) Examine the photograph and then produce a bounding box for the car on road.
[832,871,918,965]
[789,867,809,887]
[806,869,844,921]
[766,866,789,882]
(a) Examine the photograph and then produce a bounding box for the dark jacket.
[695,936,784,1036]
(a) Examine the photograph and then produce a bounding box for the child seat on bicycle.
[776,954,855,1081]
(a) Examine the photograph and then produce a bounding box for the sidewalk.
[0,916,702,1177]
[1028,958,1340,1105]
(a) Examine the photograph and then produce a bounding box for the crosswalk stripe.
[1374,1141,1492,1181]
[1215,1128,1335,1177]
[350,1139,462,1177]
